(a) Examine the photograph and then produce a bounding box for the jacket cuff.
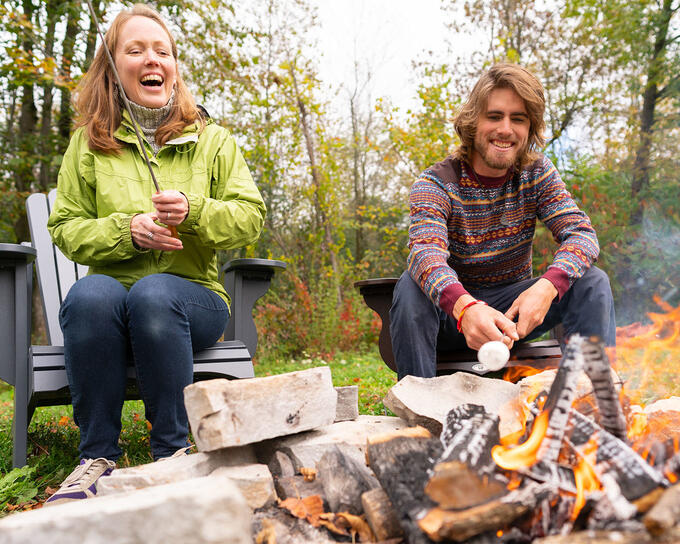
[439,283,470,317]
[126,214,149,253]
[542,267,570,301]
[183,193,202,227]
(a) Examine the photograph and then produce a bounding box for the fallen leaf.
[300,467,317,482]
[255,518,277,544]
[336,512,375,542]
[44,486,58,496]
[278,495,325,526]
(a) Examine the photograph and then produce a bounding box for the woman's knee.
[61,275,127,320]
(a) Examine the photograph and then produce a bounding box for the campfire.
[257,301,680,543]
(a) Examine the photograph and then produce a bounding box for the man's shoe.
[44,458,116,506]
[157,445,194,462]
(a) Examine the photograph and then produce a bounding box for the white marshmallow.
[476,341,510,371]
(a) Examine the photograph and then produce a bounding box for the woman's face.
[114,16,177,109]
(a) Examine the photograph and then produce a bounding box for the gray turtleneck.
[125,89,175,155]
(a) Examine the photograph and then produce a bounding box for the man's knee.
[391,272,437,320]
[573,266,613,303]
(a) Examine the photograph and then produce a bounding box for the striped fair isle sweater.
[407,155,599,317]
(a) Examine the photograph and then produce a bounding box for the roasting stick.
[85,0,179,239]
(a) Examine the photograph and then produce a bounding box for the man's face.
[471,87,530,176]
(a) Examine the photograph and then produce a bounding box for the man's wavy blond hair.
[453,63,546,169]
[73,3,204,153]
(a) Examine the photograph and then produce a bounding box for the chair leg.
[12,385,29,468]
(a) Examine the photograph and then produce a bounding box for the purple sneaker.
[45,458,116,506]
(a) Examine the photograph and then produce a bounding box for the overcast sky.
[312,0,456,111]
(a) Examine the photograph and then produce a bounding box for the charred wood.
[424,460,507,510]
[523,459,576,493]
[567,409,667,500]
[633,487,665,514]
[533,530,652,543]
[274,475,327,505]
[417,481,556,542]
[537,336,586,463]
[361,487,404,541]
[439,404,501,475]
[580,337,627,442]
[367,426,442,544]
[317,445,379,515]
[643,482,680,536]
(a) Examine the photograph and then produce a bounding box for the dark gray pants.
[389,266,616,379]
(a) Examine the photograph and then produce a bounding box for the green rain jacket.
[47,114,266,306]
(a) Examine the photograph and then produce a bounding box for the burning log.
[417,481,556,542]
[361,487,404,541]
[580,337,627,441]
[367,426,442,544]
[537,336,587,463]
[440,404,501,474]
[643,482,680,536]
[567,408,668,500]
[533,530,652,543]
[424,460,507,510]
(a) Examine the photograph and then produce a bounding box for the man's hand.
[454,295,519,351]
[504,278,558,339]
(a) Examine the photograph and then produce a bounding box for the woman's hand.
[131,212,183,251]
[151,190,189,226]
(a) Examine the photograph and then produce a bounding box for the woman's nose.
[144,50,160,65]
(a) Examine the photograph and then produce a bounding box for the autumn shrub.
[254,272,380,361]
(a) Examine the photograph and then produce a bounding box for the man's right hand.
[454,296,519,351]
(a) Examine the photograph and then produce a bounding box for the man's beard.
[474,136,525,171]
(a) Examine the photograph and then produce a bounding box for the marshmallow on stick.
[476,341,510,371]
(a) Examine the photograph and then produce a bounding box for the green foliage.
[0,465,37,509]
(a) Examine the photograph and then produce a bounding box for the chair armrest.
[354,278,399,372]
[222,258,287,357]
[0,243,37,387]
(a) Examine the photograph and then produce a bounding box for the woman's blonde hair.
[453,63,546,169]
[74,3,204,153]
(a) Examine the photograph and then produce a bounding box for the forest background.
[1,0,679,363]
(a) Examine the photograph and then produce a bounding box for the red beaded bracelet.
[456,300,488,332]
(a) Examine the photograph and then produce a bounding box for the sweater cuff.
[542,267,570,301]
[439,283,470,317]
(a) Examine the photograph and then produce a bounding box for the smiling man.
[390,63,616,379]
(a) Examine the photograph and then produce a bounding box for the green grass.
[0,348,396,516]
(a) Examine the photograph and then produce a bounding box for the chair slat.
[26,193,62,345]
[47,189,78,304]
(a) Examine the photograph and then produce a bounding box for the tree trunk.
[630,0,674,224]
[57,1,81,150]
[39,0,58,191]
[83,1,103,71]
[287,60,342,307]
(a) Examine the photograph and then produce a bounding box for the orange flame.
[492,411,549,470]
[503,365,545,382]
[572,455,600,519]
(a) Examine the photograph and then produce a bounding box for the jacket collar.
[114,110,209,149]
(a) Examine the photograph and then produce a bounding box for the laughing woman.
[45,4,265,505]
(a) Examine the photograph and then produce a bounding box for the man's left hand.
[504,278,558,339]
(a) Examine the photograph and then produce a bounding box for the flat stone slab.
[184,366,337,451]
[334,385,359,422]
[0,474,251,544]
[256,415,407,473]
[211,464,276,509]
[98,447,256,496]
[645,396,680,413]
[384,373,523,437]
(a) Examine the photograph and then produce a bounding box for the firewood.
[424,460,507,510]
[581,337,628,442]
[440,404,501,475]
[532,530,652,543]
[367,426,442,544]
[417,481,555,542]
[632,486,665,514]
[537,335,587,463]
[567,408,667,500]
[317,444,379,515]
[643,482,680,536]
[361,487,404,541]
[274,474,326,504]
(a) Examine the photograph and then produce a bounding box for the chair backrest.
[26,189,89,346]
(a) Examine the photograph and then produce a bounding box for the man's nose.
[498,117,512,133]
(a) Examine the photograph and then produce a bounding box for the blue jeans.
[59,273,229,461]
[389,266,616,379]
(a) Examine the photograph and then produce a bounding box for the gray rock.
[267,450,296,478]
[645,396,680,413]
[211,464,276,509]
[0,475,251,544]
[184,367,337,452]
[334,385,359,422]
[274,475,326,503]
[256,415,407,473]
[98,447,256,495]
[384,373,523,437]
